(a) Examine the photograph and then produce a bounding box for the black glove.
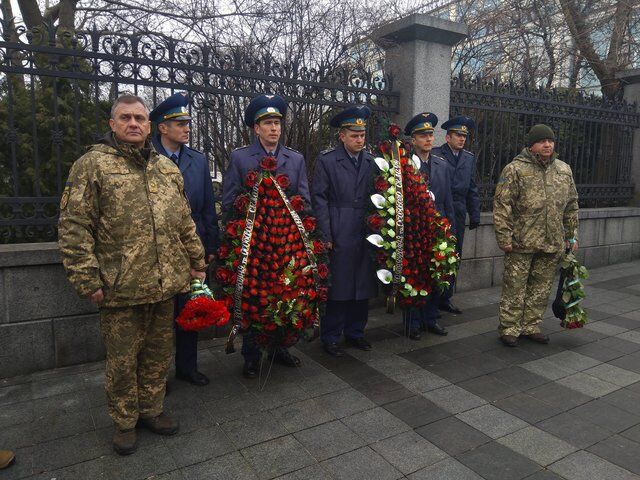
[469,222,480,230]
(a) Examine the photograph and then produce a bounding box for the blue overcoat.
[312,143,377,301]
[420,153,456,236]
[153,136,219,256]
[431,143,480,246]
[222,138,311,211]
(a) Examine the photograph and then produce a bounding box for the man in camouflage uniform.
[58,95,206,455]
[493,124,579,347]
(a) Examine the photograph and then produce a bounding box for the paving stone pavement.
[2,261,640,479]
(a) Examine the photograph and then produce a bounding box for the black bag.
[551,248,571,320]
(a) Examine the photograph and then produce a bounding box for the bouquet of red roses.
[216,156,329,353]
[366,124,458,311]
[175,278,230,331]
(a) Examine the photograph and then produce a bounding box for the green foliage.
[0,76,111,198]
[559,252,589,328]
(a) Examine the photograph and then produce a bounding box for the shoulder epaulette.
[431,153,446,162]
[463,149,475,156]
[283,145,302,155]
[320,148,335,155]
[232,145,250,152]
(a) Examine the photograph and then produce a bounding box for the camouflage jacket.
[493,148,579,254]
[58,133,206,307]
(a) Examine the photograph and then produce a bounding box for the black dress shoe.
[323,342,345,357]
[272,348,302,367]
[176,370,209,386]
[438,301,462,314]
[427,323,448,336]
[408,330,422,341]
[346,337,372,351]
[243,360,259,379]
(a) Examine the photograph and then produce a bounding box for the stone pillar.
[373,14,468,144]
[617,69,640,206]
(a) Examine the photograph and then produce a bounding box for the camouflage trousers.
[100,298,174,430]
[499,251,560,336]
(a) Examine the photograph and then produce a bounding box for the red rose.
[225,220,241,237]
[217,244,231,260]
[290,195,305,212]
[388,123,401,139]
[234,194,249,213]
[215,266,236,285]
[375,250,387,266]
[302,216,317,232]
[317,263,329,279]
[366,213,385,232]
[374,176,390,192]
[434,251,446,262]
[245,170,258,188]
[379,140,391,156]
[276,174,290,189]
[259,155,278,171]
[313,240,327,254]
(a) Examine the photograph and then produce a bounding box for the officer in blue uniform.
[403,113,455,339]
[312,106,377,357]
[222,94,310,379]
[432,115,480,315]
[150,92,219,386]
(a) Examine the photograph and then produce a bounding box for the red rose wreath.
[367,125,458,311]
[216,156,329,353]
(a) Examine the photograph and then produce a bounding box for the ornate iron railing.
[0,20,399,243]
[450,74,640,209]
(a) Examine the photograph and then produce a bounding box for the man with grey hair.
[58,94,207,455]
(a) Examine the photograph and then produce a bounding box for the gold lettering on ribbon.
[225,176,261,354]
[387,140,405,313]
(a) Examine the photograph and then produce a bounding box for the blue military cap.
[329,105,371,131]
[244,94,287,127]
[149,92,192,123]
[441,115,475,135]
[404,112,438,136]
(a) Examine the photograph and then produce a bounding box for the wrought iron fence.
[0,20,399,243]
[450,74,640,210]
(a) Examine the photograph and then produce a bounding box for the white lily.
[377,269,393,284]
[374,157,390,172]
[411,154,421,171]
[366,234,384,247]
[428,190,435,201]
[370,194,386,209]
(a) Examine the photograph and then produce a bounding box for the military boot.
[138,412,179,435]
[112,429,137,456]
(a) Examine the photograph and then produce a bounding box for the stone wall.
[1,206,639,378]
[457,207,640,292]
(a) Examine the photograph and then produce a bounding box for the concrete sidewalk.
[2,261,640,480]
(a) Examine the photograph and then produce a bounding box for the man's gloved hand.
[469,221,480,230]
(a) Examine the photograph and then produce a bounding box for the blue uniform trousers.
[321,299,368,344]
[174,292,198,374]
[241,334,293,362]
[404,291,441,331]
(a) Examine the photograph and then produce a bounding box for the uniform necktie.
[351,154,359,169]
[170,153,179,167]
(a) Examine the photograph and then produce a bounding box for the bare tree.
[559,0,639,98]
